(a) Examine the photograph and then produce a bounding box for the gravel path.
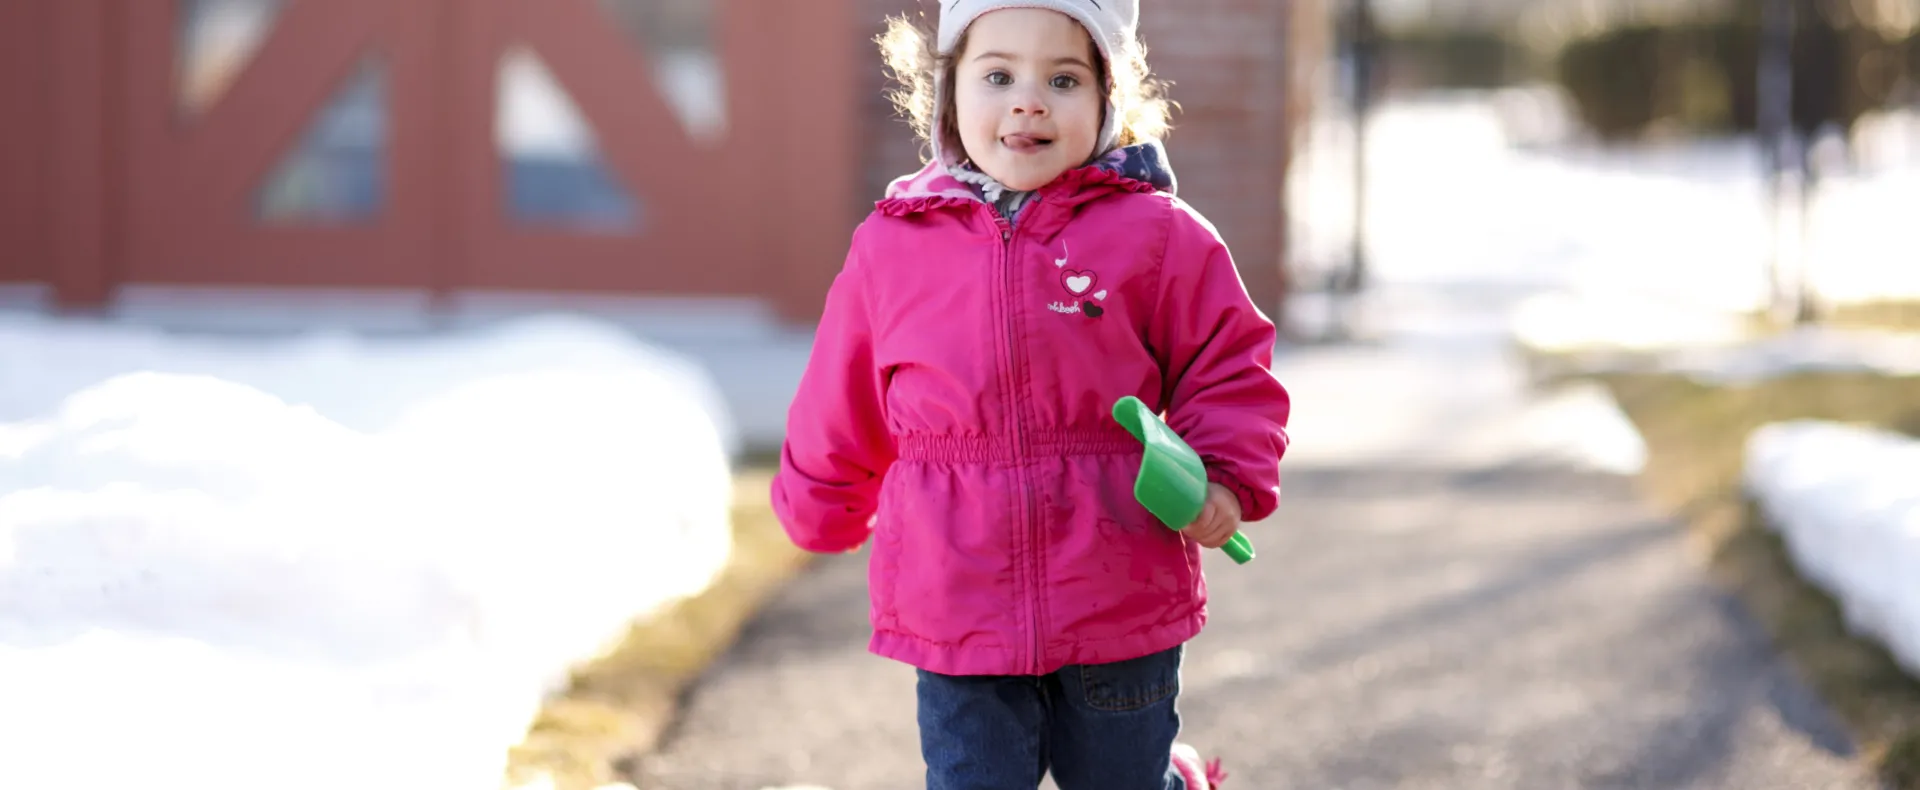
[631,463,1869,790]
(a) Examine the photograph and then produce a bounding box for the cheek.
[951,87,995,133]
[1065,94,1105,140]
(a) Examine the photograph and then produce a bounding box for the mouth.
[1001,134,1054,153]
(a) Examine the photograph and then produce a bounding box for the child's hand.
[1184,482,1242,549]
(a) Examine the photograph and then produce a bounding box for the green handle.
[1223,532,1255,565]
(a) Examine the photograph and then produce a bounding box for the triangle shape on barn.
[598,0,729,143]
[175,0,288,119]
[253,53,387,224]
[495,45,642,233]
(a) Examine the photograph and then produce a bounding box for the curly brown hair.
[876,10,1173,164]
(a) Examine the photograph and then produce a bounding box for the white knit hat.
[930,0,1141,167]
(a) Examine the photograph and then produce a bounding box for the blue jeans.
[916,644,1189,790]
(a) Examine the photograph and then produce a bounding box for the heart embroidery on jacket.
[1061,270,1097,297]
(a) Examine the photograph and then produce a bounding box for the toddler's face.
[951,9,1104,192]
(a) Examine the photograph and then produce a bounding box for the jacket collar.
[876,140,1176,218]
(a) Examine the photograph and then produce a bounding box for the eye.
[985,70,1012,87]
[1050,74,1080,90]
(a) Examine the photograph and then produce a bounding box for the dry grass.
[503,469,809,790]
[1734,299,1920,336]
[1591,370,1920,787]
[1820,300,1920,333]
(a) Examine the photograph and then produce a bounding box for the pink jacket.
[773,148,1291,676]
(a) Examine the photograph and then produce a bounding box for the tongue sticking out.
[1003,134,1051,152]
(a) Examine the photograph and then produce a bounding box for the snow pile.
[1745,421,1920,674]
[1516,380,1649,475]
[0,314,737,789]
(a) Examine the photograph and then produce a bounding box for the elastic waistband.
[896,428,1140,464]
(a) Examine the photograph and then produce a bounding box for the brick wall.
[1139,1,1291,313]
[849,0,1296,313]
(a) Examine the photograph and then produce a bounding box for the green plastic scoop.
[1111,395,1255,565]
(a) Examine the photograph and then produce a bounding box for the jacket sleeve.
[1146,203,1292,522]
[771,227,897,553]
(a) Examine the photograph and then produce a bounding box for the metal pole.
[1345,0,1375,296]
[1757,0,1799,322]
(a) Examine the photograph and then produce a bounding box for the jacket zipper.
[993,207,1045,675]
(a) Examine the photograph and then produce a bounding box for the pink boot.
[1170,743,1229,789]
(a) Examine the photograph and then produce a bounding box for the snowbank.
[1745,421,1920,675]
[0,314,737,789]
[1515,380,1648,475]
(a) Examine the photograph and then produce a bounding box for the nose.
[1010,84,1048,117]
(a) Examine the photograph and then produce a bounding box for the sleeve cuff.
[1206,465,1271,523]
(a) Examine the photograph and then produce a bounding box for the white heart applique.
[1093,290,1108,300]
[1065,275,1092,295]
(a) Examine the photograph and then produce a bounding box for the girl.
[772,1,1291,787]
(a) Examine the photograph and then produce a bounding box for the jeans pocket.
[1075,644,1183,712]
